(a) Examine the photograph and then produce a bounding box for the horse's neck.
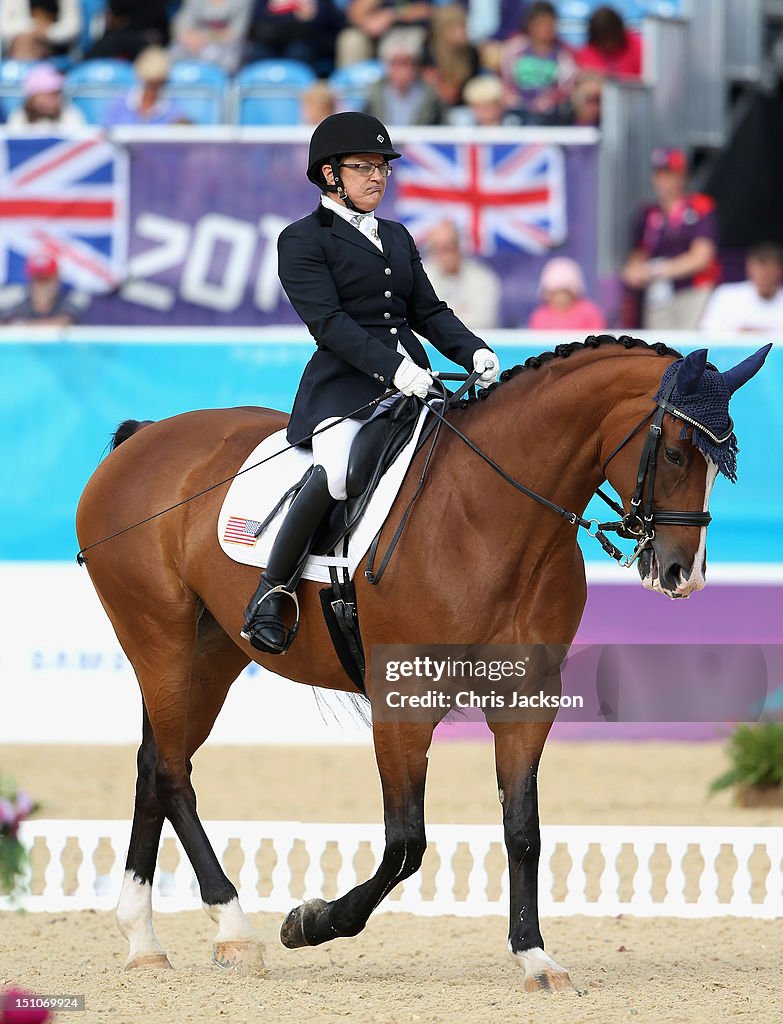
[453,357,611,551]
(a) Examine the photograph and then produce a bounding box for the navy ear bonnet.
[654,344,772,483]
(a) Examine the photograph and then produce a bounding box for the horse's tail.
[111,419,154,450]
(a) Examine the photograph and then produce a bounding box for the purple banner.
[84,139,598,327]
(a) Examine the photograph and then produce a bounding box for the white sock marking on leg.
[204,897,257,942]
[116,871,166,963]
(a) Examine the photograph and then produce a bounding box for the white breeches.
[312,396,397,500]
[312,416,364,500]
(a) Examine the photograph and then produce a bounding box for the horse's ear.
[721,343,773,396]
[677,348,709,394]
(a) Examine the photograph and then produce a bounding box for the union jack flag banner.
[0,135,128,292]
[395,143,567,257]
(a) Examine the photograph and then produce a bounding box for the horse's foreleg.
[490,717,575,994]
[117,705,171,970]
[280,720,434,948]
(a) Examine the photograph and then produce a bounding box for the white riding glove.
[473,348,500,388]
[393,357,434,399]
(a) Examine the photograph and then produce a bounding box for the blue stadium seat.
[232,60,316,125]
[328,59,383,113]
[0,61,35,119]
[65,59,135,124]
[167,61,229,125]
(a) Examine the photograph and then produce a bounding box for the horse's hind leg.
[114,594,262,972]
[281,720,434,947]
[116,704,172,970]
[184,622,264,972]
[490,717,575,993]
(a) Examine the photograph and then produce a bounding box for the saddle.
[312,395,421,556]
[314,396,423,694]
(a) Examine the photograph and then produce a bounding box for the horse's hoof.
[515,948,576,994]
[212,939,266,974]
[280,898,330,948]
[124,953,173,971]
[523,968,576,994]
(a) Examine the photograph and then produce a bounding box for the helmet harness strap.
[328,158,360,213]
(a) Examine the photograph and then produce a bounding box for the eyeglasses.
[338,161,392,178]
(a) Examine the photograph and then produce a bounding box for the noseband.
[597,367,714,565]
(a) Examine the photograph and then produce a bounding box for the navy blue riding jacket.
[279,203,487,446]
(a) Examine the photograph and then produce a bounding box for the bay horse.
[75,335,768,992]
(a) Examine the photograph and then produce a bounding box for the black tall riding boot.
[241,465,335,654]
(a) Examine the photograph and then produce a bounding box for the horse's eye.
[664,447,683,465]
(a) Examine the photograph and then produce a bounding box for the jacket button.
[384,267,391,275]
[379,375,385,382]
[390,327,398,334]
[384,290,391,298]
[373,372,379,378]
[384,312,390,319]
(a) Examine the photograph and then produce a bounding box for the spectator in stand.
[621,147,720,330]
[102,46,189,126]
[336,0,432,67]
[364,29,443,126]
[700,242,783,333]
[7,63,86,129]
[1,0,81,60]
[499,1,577,125]
[556,70,603,127]
[247,0,343,72]
[528,256,605,330]
[576,4,642,80]
[459,73,525,126]
[87,0,170,60]
[422,220,501,329]
[423,4,480,108]
[300,81,336,125]
[169,0,253,74]
[464,0,527,74]
[1,252,90,326]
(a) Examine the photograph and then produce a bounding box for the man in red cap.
[621,147,720,329]
[1,253,89,326]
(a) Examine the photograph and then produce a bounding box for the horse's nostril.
[637,548,654,580]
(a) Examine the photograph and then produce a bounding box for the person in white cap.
[102,46,188,126]
[7,63,85,129]
[528,256,606,330]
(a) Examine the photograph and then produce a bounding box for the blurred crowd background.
[0,0,782,333]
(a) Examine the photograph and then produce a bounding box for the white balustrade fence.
[3,821,781,919]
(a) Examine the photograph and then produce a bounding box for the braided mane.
[464,333,682,406]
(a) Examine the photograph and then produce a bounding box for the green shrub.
[710,722,783,793]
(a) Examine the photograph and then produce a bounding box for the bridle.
[594,367,714,565]
[374,361,720,580]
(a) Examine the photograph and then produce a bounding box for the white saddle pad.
[217,407,433,583]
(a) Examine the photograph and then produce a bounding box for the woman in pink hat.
[527,256,606,330]
[7,63,85,128]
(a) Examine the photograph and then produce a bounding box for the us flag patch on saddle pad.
[222,516,263,546]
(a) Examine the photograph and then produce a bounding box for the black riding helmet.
[307,112,401,211]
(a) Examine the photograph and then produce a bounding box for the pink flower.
[1,988,53,1023]
[13,792,33,820]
